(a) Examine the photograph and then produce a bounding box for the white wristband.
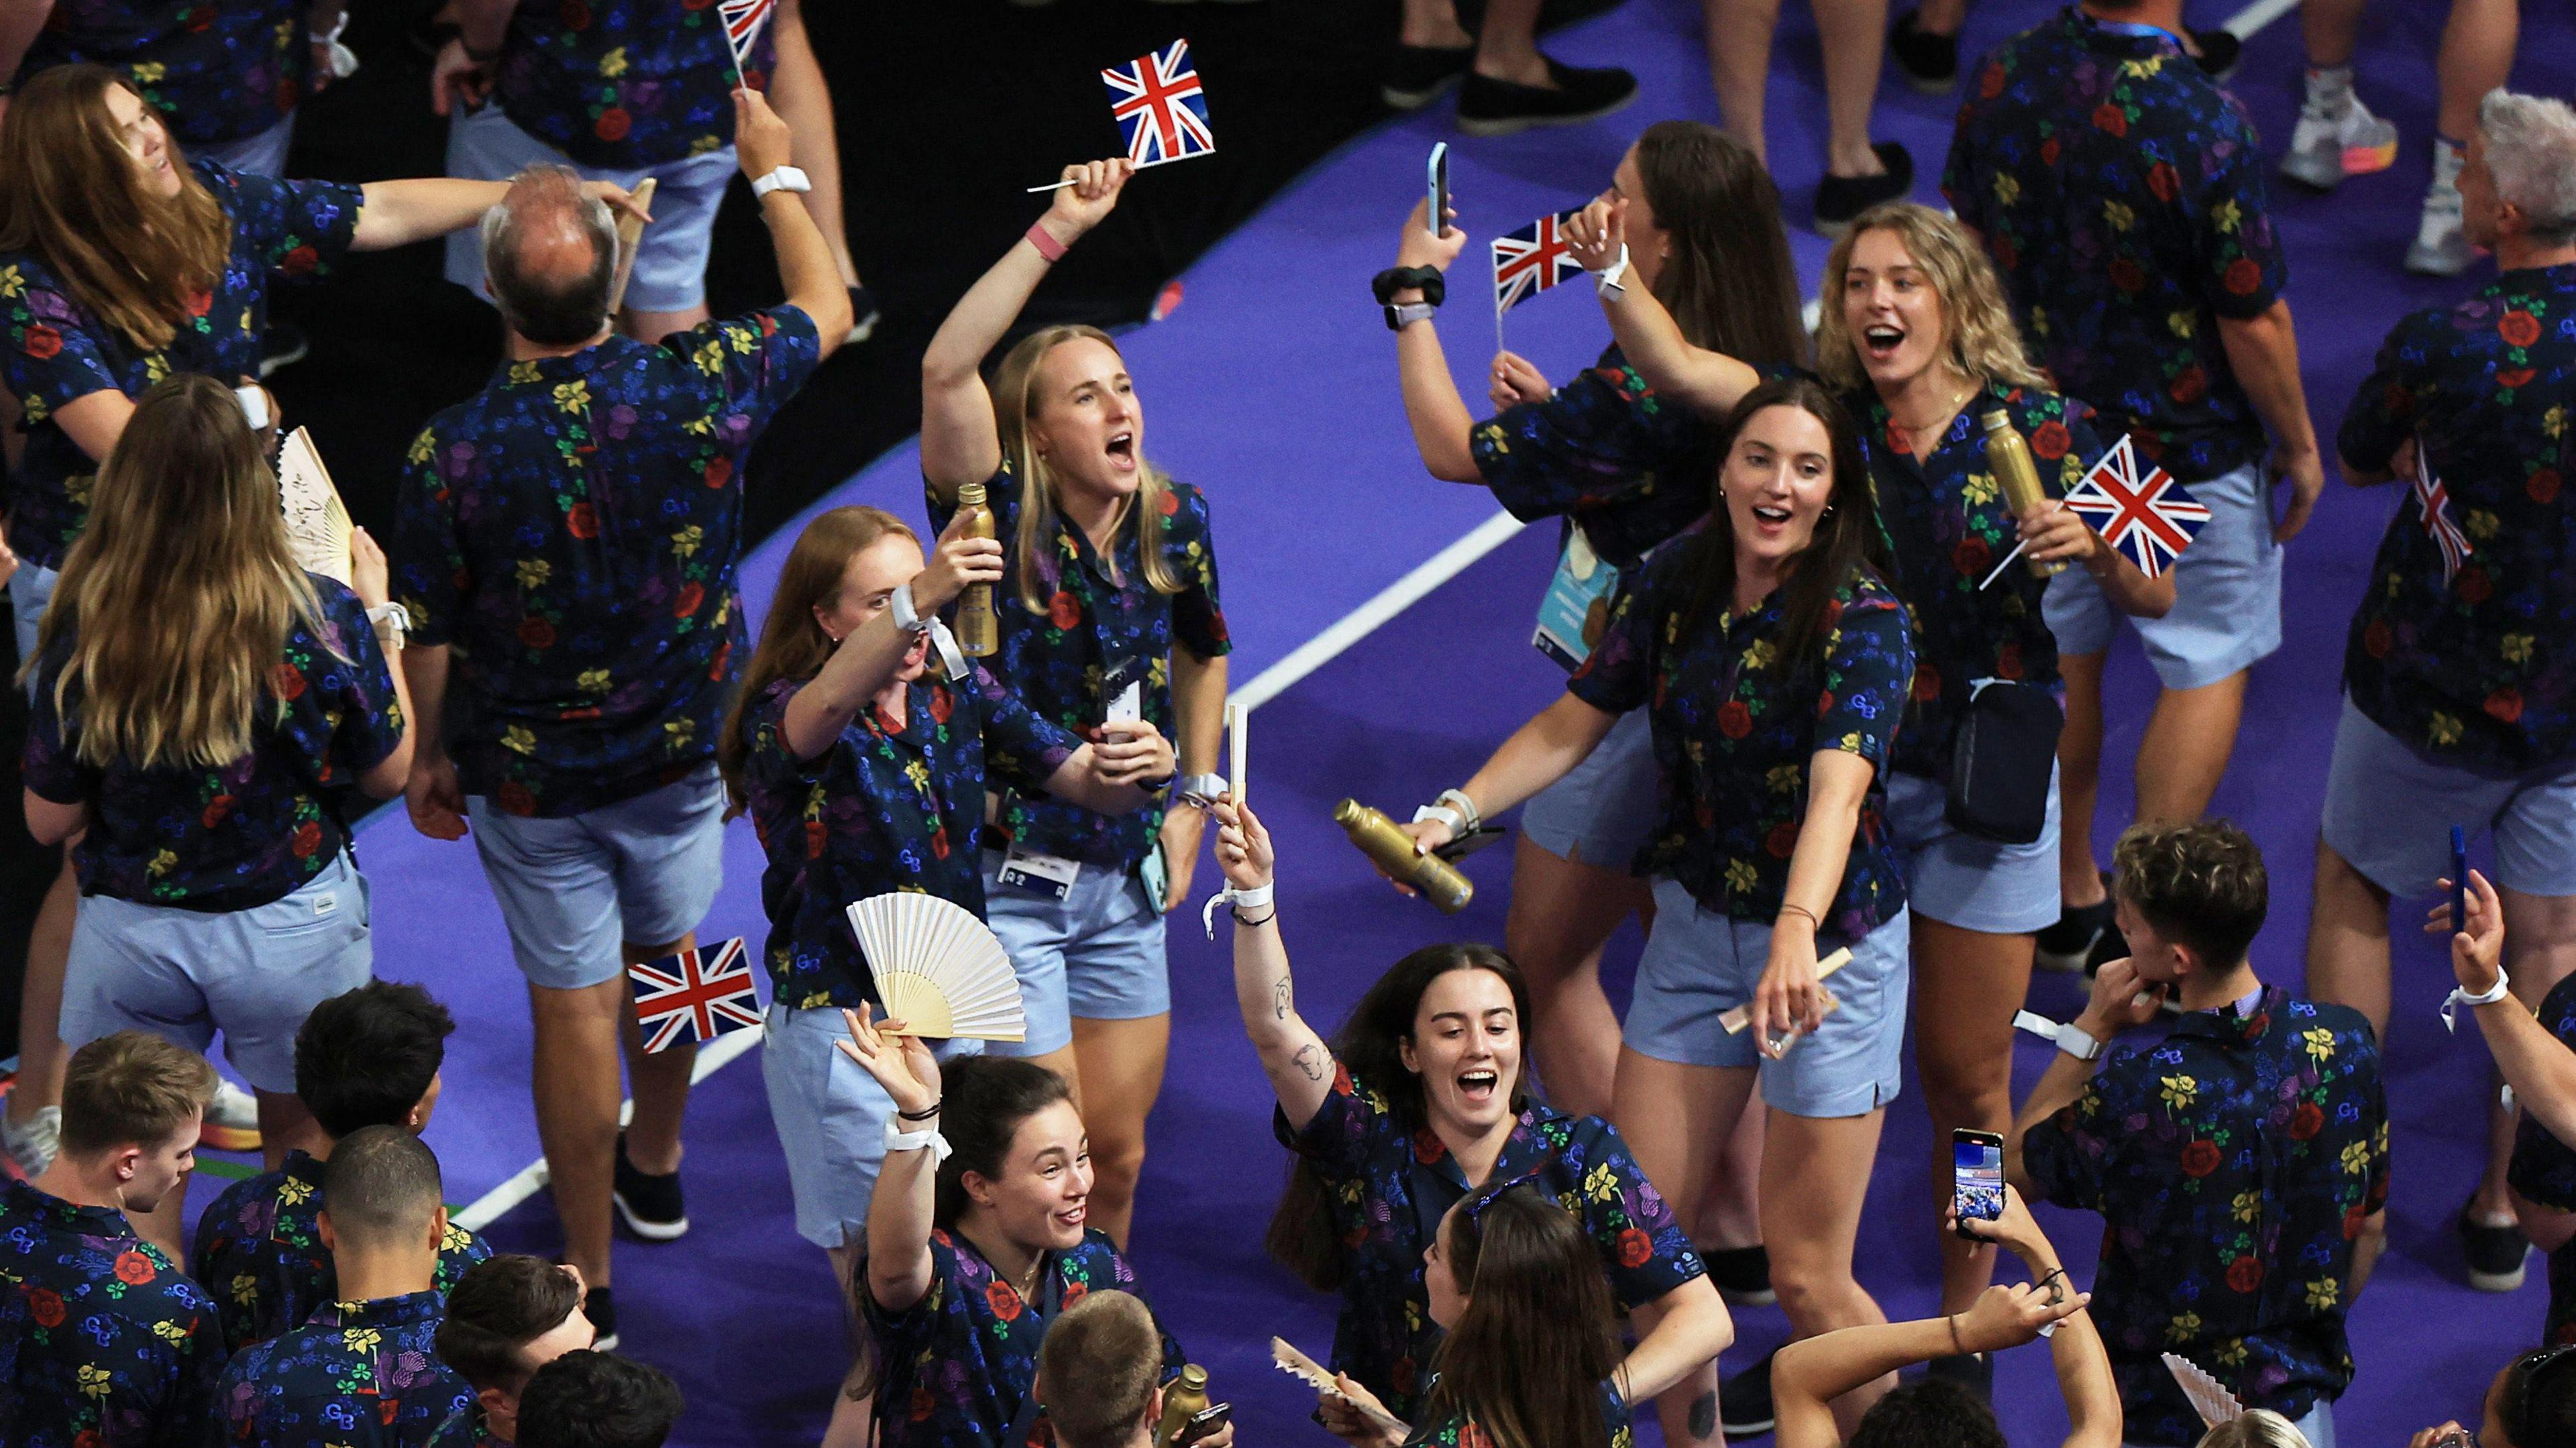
[366,604,407,649]
[751,166,812,199]
[235,385,270,432]
[2013,1009,2103,1062]
[1593,242,1631,298]
[2442,966,2513,1034]
[1201,880,1275,939]
[881,1118,952,1162]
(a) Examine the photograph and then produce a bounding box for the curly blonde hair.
[1815,202,2046,397]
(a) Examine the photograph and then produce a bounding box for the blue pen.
[2452,825,2469,934]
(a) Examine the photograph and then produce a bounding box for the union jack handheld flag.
[630,937,763,1054]
[1491,210,1585,317]
[1104,40,1214,169]
[2411,433,2474,586]
[2061,435,2210,579]
[716,0,777,74]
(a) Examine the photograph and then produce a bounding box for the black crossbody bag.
[1945,679,2063,845]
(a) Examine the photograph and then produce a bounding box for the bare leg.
[2434,0,2518,143]
[1764,1107,1894,1434]
[1912,915,2033,1313]
[1695,1106,1766,1251]
[769,0,861,290]
[1401,0,1476,48]
[621,304,714,345]
[1473,0,1552,87]
[1814,0,1893,176]
[822,1243,875,1448]
[1914,0,1966,34]
[2301,0,2369,66]
[254,1090,325,1172]
[619,933,700,1178]
[1615,1050,1757,1448]
[1503,836,1640,1119]
[1703,0,1783,164]
[528,977,632,1287]
[1069,1014,1170,1249]
[2303,840,2392,1041]
[2055,652,2109,910]
[2134,671,2247,824]
[2473,888,2576,1219]
[7,857,75,1127]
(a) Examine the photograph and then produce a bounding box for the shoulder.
[2282,996,2380,1054]
[191,158,244,205]
[1155,478,1214,535]
[202,1168,281,1229]
[2542,973,2576,1040]
[1837,565,1905,618]
[1075,1228,1142,1282]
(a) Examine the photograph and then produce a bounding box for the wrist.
[1033,216,1083,252]
[2070,1010,2119,1044]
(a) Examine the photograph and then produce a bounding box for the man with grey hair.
[392,86,849,1348]
[2310,87,2576,1296]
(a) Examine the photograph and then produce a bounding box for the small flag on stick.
[716,0,777,85]
[630,938,763,1053]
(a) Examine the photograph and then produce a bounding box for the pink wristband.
[1024,223,1069,263]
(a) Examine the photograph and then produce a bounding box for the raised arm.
[734,87,853,356]
[1773,1278,2090,1448]
[1154,649,1230,909]
[347,527,418,800]
[920,160,1132,497]
[0,0,53,85]
[1385,199,1481,483]
[782,512,1002,759]
[2006,958,2161,1194]
[1038,722,1175,818]
[2441,871,2576,1147]
[1397,692,1620,858]
[1211,797,1337,1131]
[1563,199,1761,417]
[1958,1188,2120,1448]
[845,1007,945,1313]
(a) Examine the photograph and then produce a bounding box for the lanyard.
[1002,1262,1069,1448]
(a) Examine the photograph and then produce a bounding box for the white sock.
[2432,135,2467,190]
[2304,64,2355,114]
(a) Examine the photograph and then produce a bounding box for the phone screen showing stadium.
[1954,1131,2006,1226]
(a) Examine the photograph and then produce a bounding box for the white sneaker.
[201,1078,264,1154]
[2409,186,2473,276]
[2282,88,2398,190]
[3,1105,60,1179]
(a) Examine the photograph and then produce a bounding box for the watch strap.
[751,165,812,199]
[2013,1009,2102,1061]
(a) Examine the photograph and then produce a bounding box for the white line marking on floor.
[455,505,1527,1232]
[2222,0,2299,40]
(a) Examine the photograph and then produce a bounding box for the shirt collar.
[4,1178,132,1239]
[1410,1102,1571,1186]
[490,338,626,389]
[307,1290,448,1332]
[2166,983,2289,1048]
[284,1148,326,1190]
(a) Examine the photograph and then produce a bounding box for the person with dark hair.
[0,1031,223,1448]
[838,1039,1220,1448]
[192,981,490,1351]
[1034,1290,1165,1448]
[1398,377,1908,1434]
[390,88,847,1348]
[2412,1347,2576,1448]
[513,1351,683,1448]
[721,503,1159,1448]
[428,1255,598,1445]
[2307,89,2576,1298]
[1322,1184,1635,1448]
[918,156,1218,1251]
[214,1127,476,1446]
[2006,820,2388,1447]
[1207,796,1725,1443]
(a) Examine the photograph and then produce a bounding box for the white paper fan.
[2162,1352,2245,1429]
[276,427,352,587]
[844,892,1026,1042]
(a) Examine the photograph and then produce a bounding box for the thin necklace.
[1890,377,1976,456]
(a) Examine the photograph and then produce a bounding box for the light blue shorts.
[981,851,1169,1057]
[11,561,58,698]
[1519,707,1659,869]
[2044,461,2282,691]
[1882,765,2061,935]
[441,102,737,315]
[466,765,727,991]
[1623,877,1911,1117]
[193,112,295,179]
[60,851,372,1093]
[2322,694,2576,898]
[761,1003,984,1250]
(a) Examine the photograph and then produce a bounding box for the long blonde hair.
[989,325,1181,615]
[0,65,229,355]
[2194,1410,2312,1448]
[1816,202,2047,397]
[717,506,918,811]
[35,374,325,770]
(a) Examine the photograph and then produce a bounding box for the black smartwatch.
[1371,264,1446,329]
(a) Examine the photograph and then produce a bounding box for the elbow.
[921,343,979,396]
[2130,579,2177,620]
[802,290,855,361]
[1429,444,1484,485]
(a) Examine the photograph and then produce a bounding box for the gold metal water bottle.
[1156,1365,1210,1448]
[1980,409,2065,577]
[955,482,999,656]
[1335,799,1474,914]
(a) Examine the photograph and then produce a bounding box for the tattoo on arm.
[1273,977,1291,1020]
[1688,1392,1717,1442]
[1293,1044,1326,1082]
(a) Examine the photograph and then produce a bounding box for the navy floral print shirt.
[2334,265,2576,771]
[2510,974,2576,1345]
[926,468,1228,871]
[1945,8,2288,484]
[396,306,821,818]
[738,669,1078,1012]
[2022,987,2390,1447]
[1407,1378,1633,1448]
[0,1180,227,1448]
[19,1,311,146]
[1,162,360,569]
[23,577,405,912]
[192,1151,492,1353]
[1468,343,1717,573]
[1847,381,2106,779]
[865,1227,1183,1448]
[1275,1064,1706,1423]
[215,1291,474,1447]
[491,0,778,170]
[1567,541,1912,938]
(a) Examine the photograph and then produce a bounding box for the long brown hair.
[1681,376,1895,675]
[1815,202,2047,397]
[1633,120,1807,367]
[717,506,917,810]
[1266,943,1534,1291]
[989,325,1181,614]
[1421,1186,1621,1448]
[32,374,324,770]
[0,65,228,355]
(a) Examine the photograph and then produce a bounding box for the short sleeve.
[967,664,1079,793]
[207,166,364,280]
[1273,1062,1393,1183]
[2335,316,2431,476]
[2020,1069,2119,1213]
[393,423,466,648]
[2511,979,2576,1211]
[1165,484,1230,661]
[21,632,97,806]
[865,1232,957,1342]
[1468,361,1675,524]
[316,584,406,780]
[741,679,819,796]
[2049,403,2113,494]
[673,305,825,444]
[0,281,127,421]
[1815,590,1913,767]
[1568,1119,1708,1310]
[1566,573,1659,716]
[1940,91,1995,236]
[2194,116,2286,321]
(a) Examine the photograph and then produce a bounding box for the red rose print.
[2459,567,2493,604]
[930,827,951,859]
[2225,1256,2263,1292]
[704,456,733,489]
[2223,258,2262,296]
[1157,489,1180,516]
[910,1387,936,1422]
[682,0,711,9]
[1992,235,2019,272]
[114,1249,157,1285]
[2487,689,2524,724]
[268,663,306,700]
[2092,103,2127,137]
[2108,260,2145,293]
[2039,137,2060,168]
[2169,367,2208,404]
[274,77,301,113]
[76,1433,104,1448]
[928,688,955,723]
[567,502,598,538]
[2530,468,2562,504]
[1813,690,1836,718]
[1393,1357,1417,1395]
[292,821,323,858]
[1765,822,1800,858]
[596,107,633,142]
[804,821,828,858]
[708,641,732,680]
[2363,619,2392,658]
[186,289,213,318]
[2500,310,2542,348]
[280,245,318,277]
[519,616,557,648]
[2343,1204,2365,1240]
[2289,1101,2323,1139]
[202,795,235,830]
[2145,162,2180,203]
[28,1286,64,1327]
[742,69,768,92]
[1717,700,1753,739]
[22,324,62,359]
[1996,641,2023,680]
[987,1279,1024,1321]
[1459,1425,1493,1448]
[2030,421,2070,460]
[1414,1129,1448,1163]
[1978,62,2006,99]
[2498,369,2536,390]
[1913,663,1942,702]
[498,782,537,816]
[2180,1138,2220,1177]
[1063,1280,1087,1306]
[1617,1227,1652,1268]
[1046,592,1081,630]
[1954,536,1994,576]
[182,5,214,30]
[674,581,705,618]
[561,0,592,27]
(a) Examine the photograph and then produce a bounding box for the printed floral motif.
[22,1,312,146]
[0,1179,227,1447]
[491,0,776,168]
[1468,343,1716,571]
[193,1152,491,1353]
[215,1291,474,1447]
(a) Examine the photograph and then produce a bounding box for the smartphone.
[2452,824,2470,933]
[1179,1403,1232,1447]
[1427,142,1450,237]
[1953,1129,2006,1236]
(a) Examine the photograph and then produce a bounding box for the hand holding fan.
[844,892,1026,1041]
[2162,1353,2244,1429]
[1271,1337,1408,1437]
[606,176,658,317]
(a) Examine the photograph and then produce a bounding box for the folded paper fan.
[845,892,1026,1042]
[276,428,352,587]
[2163,1352,2244,1429]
